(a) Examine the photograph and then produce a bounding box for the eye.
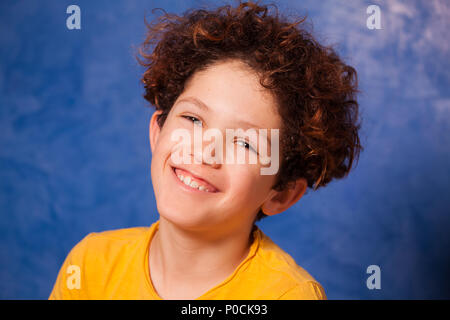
[182,115,203,127]
[236,139,257,153]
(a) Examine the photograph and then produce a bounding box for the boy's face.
[149,59,283,235]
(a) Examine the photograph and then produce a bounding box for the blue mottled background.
[1,0,449,299]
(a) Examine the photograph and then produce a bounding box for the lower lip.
[170,166,218,194]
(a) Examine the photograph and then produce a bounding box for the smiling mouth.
[171,166,219,193]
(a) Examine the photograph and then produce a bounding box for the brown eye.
[236,140,250,149]
[182,115,203,127]
[236,139,258,154]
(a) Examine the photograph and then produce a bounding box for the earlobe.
[149,110,163,153]
[261,178,308,216]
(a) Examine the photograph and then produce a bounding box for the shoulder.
[252,228,327,300]
[71,226,150,263]
[82,226,150,246]
[49,226,151,299]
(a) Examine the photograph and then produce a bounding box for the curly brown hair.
[137,0,363,222]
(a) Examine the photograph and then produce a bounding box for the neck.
[149,217,255,299]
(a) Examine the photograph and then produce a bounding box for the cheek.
[153,125,179,160]
[228,166,273,200]
[151,129,175,182]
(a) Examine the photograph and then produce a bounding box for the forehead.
[176,60,281,129]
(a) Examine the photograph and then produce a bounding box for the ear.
[149,110,163,153]
[261,178,308,216]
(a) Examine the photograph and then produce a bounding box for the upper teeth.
[177,174,211,192]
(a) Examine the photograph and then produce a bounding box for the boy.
[50,1,362,300]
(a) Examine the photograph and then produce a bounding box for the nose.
[193,142,221,169]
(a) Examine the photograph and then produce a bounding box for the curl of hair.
[137,0,363,222]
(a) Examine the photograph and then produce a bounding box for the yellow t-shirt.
[49,220,326,300]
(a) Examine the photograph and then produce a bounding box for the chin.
[156,199,216,231]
